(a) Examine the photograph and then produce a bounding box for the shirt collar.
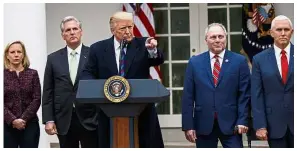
[274,44,290,55]
[67,43,82,56]
[114,37,121,50]
[209,49,226,59]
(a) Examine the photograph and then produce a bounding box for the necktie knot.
[281,50,286,55]
[71,50,77,56]
[213,55,220,61]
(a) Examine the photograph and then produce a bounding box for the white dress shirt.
[209,50,226,74]
[114,38,122,73]
[274,44,290,77]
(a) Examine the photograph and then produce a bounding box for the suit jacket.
[251,44,294,139]
[182,50,251,135]
[4,68,41,124]
[42,44,97,135]
[81,36,164,147]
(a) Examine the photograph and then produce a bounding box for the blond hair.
[109,11,133,31]
[4,40,30,69]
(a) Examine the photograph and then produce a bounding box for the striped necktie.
[213,55,221,87]
[119,44,127,77]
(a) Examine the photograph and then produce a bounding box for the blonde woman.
[4,41,41,148]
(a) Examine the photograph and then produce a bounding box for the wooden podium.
[76,79,169,148]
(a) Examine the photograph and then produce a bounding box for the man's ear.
[61,32,66,40]
[110,28,115,35]
[269,29,275,38]
[80,29,83,36]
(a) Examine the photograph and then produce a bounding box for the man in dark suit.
[42,16,98,148]
[181,23,250,148]
[251,15,294,148]
[81,11,164,148]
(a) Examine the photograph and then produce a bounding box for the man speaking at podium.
[81,11,164,148]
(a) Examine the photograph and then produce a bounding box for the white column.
[4,3,49,148]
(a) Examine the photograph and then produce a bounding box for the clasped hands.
[12,119,26,130]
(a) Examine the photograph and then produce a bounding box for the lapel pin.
[225,59,229,63]
[84,56,86,58]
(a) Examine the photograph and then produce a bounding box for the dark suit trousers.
[138,104,164,148]
[196,119,243,148]
[4,119,40,148]
[268,128,294,148]
[57,109,98,148]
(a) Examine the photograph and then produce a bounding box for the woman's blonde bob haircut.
[4,40,30,69]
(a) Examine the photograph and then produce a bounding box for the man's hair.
[4,40,30,69]
[271,15,293,29]
[60,16,82,32]
[109,12,133,32]
[204,23,227,39]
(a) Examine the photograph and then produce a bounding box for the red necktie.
[281,50,288,84]
[213,55,220,119]
[213,55,221,87]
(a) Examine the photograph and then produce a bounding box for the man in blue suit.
[182,23,250,148]
[81,12,164,147]
[251,15,294,148]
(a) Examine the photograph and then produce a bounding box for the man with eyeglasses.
[182,23,250,148]
[42,16,98,148]
[81,11,164,148]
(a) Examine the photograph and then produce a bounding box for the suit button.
[284,104,288,108]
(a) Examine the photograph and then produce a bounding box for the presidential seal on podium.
[104,76,130,103]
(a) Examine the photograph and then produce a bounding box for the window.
[208,3,242,53]
[153,3,190,115]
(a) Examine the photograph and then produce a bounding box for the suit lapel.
[286,44,294,86]
[60,47,73,85]
[104,37,118,75]
[216,50,232,87]
[268,47,283,83]
[74,45,89,86]
[204,52,215,87]
[124,38,139,76]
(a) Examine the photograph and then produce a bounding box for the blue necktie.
[119,43,127,77]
